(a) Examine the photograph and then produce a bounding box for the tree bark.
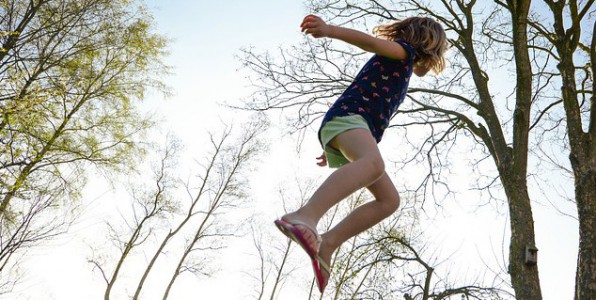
[574,167,596,300]
[574,16,596,299]
[571,14,596,300]
[543,1,596,298]
[501,175,541,299]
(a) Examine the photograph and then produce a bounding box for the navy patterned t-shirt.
[319,39,415,144]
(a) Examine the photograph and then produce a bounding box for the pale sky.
[15,1,579,299]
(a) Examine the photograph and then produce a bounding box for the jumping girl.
[275,14,448,292]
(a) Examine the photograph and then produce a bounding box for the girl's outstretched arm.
[300,15,409,61]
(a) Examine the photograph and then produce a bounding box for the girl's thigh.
[330,128,382,163]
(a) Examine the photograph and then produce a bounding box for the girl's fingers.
[300,15,325,38]
[300,15,320,29]
[302,24,319,34]
[304,14,318,22]
[301,21,317,29]
[300,16,311,27]
[301,22,312,32]
[304,28,323,37]
[316,154,327,167]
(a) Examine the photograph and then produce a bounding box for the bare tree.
[525,2,595,298]
[246,178,323,300]
[89,121,265,300]
[320,200,510,300]
[0,183,81,294]
[89,135,180,300]
[248,222,293,300]
[373,226,510,300]
[160,122,264,299]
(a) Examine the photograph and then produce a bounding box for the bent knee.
[363,156,385,182]
[382,192,400,213]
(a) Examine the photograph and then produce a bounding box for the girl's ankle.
[284,211,318,228]
[320,234,340,252]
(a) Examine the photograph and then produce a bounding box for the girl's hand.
[316,152,327,167]
[300,15,331,38]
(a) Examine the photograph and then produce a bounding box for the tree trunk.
[574,168,596,300]
[562,44,596,300]
[504,0,542,298]
[502,173,542,299]
[572,12,596,300]
[574,16,596,298]
[547,3,596,298]
[568,27,596,300]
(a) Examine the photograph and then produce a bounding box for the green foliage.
[0,0,169,290]
[0,0,169,215]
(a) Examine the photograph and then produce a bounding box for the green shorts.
[319,114,371,168]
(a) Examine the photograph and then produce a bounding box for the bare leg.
[282,128,384,225]
[318,172,400,278]
[282,128,399,256]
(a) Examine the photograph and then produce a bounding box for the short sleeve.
[394,39,415,60]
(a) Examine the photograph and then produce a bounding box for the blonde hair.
[374,17,448,73]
